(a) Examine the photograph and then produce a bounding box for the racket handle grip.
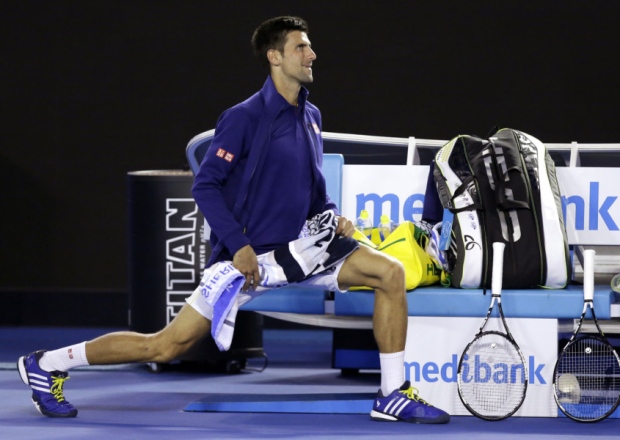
[583,249,595,301]
[492,242,505,295]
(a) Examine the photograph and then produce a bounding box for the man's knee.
[147,319,209,363]
[378,257,406,292]
[147,331,198,363]
[339,246,406,292]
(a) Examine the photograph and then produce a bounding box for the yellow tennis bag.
[351,221,442,291]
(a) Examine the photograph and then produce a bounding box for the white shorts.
[185,260,347,321]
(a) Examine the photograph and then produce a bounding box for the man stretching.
[18,16,449,425]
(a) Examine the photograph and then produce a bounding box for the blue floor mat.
[185,392,376,413]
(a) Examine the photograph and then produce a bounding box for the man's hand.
[233,245,260,291]
[335,216,355,238]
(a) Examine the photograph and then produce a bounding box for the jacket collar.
[260,76,309,115]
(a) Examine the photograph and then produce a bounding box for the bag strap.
[449,175,483,213]
[487,138,530,211]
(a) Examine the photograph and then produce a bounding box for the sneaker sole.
[17,356,28,385]
[369,410,398,422]
[370,410,450,424]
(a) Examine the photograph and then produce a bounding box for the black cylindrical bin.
[127,170,264,370]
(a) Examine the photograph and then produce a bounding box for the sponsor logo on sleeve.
[216,148,235,162]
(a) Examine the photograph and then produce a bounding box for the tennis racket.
[553,249,620,422]
[457,242,528,420]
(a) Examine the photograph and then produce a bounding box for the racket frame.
[553,249,620,422]
[457,242,528,420]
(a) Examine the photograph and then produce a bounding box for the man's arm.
[191,108,252,259]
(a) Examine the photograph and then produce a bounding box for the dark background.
[2,1,619,324]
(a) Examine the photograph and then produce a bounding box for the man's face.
[279,30,316,84]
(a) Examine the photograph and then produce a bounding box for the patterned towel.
[199,210,358,351]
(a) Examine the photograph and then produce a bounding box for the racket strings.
[459,333,527,418]
[555,336,620,420]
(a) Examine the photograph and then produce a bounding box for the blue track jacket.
[192,77,338,266]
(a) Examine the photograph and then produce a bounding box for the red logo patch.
[215,148,234,162]
[68,348,74,359]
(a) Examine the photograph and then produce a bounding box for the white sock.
[39,342,89,372]
[379,350,405,396]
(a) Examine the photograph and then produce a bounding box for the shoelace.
[399,386,433,406]
[50,375,69,403]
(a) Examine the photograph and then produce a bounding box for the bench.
[187,131,620,417]
[186,130,620,328]
[240,284,620,320]
[185,130,620,417]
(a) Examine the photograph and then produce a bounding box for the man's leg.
[19,304,211,418]
[85,304,211,365]
[336,245,450,424]
[336,245,407,389]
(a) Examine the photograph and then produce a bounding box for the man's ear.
[267,48,281,66]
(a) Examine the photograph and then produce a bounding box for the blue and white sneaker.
[370,381,450,424]
[426,222,450,272]
[18,350,78,418]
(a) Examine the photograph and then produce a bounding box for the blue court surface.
[1,326,619,439]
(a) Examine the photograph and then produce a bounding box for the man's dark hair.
[251,16,309,69]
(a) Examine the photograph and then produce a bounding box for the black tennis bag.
[432,128,571,289]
